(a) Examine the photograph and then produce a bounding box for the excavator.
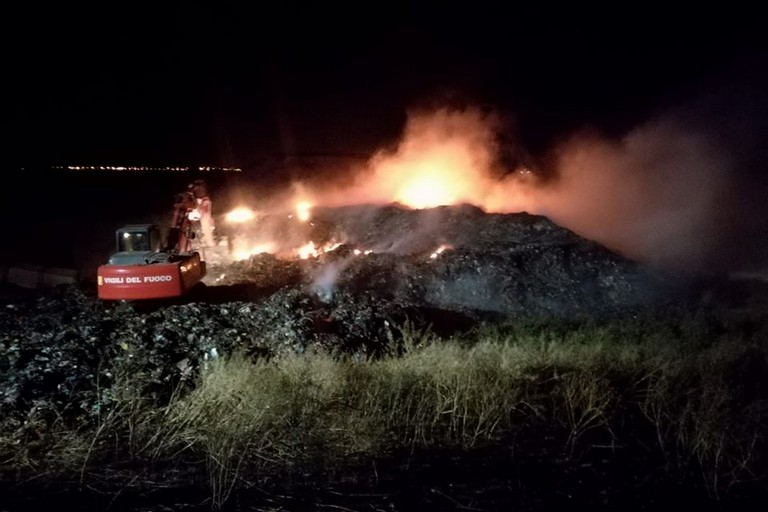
[96,182,211,300]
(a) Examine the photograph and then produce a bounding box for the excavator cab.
[106,224,165,267]
[97,223,206,300]
[97,182,212,301]
[116,224,163,253]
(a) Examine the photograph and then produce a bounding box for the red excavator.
[96,187,208,300]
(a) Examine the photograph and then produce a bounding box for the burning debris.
[209,203,670,316]
[215,103,764,275]
[0,202,680,445]
[429,244,452,260]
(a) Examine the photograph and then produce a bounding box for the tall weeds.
[2,308,766,508]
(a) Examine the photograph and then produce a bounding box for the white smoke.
[231,87,766,276]
[536,115,731,272]
[312,258,353,302]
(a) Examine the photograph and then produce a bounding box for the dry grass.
[2,308,766,508]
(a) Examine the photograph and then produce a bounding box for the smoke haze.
[226,77,767,275]
[536,117,731,272]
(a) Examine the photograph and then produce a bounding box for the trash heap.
[0,204,675,431]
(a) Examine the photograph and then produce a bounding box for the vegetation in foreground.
[2,304,767,509]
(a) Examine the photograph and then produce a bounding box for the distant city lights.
[54,165,242,172]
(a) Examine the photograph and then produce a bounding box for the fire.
[225,207,256,223]
[211,103,728,274]
[231,240,276,261]
[304,106,534,213]
[429,244,451,259]
[296,202,312,222]
[296,240,343,259]
[217,108,532,266]
[396,170,458,208]
[323,241,343,253]
[297,241,318,259]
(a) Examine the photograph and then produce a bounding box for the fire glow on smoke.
[223,104,735,272]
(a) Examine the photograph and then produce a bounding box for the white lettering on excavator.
[103,275,172,285]
[143,275,173,283]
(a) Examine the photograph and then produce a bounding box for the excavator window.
[149,229,162,252]
[116,225,163,253]
[119,232,150,252]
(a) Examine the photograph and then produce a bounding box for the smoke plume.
[536,117,731,272]
[282,90,767,274]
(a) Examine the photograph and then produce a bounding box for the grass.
[2,306,767,508]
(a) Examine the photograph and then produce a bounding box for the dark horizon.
[5,5,767,167]
[3,5,768,276]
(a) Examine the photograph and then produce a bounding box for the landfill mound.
[0,204,674,428]
[209,203,668,316]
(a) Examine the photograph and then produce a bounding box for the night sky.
[5,4,765,168]
[2,4,767,273]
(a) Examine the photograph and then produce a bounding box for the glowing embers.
[231,241,277,261]
[225,207,256,223]
[429,244,452,260]
[229,238,345,262]
[297,241,317,259]
[297,241,343,260]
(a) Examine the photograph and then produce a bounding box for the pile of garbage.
[0,204,675,431]
[211,203,671,316]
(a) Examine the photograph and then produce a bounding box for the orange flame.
[396,170,457,208]
[429,244,451,259]
[225,207,256,223]
[296,201,312,222]
[288,106,538,214]
[221,104,730,272]
[231,240,276,261]
[297,241,317,259]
